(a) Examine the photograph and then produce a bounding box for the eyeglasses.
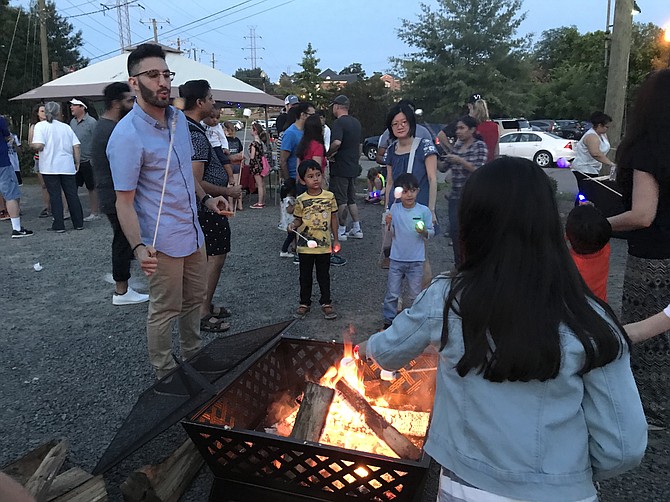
[391,120,409,129]
[132,70,175,81]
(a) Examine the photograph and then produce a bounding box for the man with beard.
[91,82,149,306]
[180,79,241,332]
[108,44,229,395]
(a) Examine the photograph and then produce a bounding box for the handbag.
[261,156,271,177]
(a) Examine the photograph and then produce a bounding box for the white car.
[498,131,576,167]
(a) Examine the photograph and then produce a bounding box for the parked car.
[363,135,380,161]
[556,120,585,140]
[493,118,532,136]
[529,119,562,135]
[499,131,576,168]
[229,119,244,131]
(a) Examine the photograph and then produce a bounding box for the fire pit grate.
[183,336,437,502]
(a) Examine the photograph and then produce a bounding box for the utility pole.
[38,0,49,83]
[243,26,263,68]
[604,0,634,149]
[140,18,169,43]
[211,53,215,69]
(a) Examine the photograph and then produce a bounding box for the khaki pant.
[147,247,207,378]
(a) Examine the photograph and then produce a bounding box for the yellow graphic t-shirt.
[293,189,338,254]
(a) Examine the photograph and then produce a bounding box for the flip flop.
[210,304,232,318]
[200,315,230,332]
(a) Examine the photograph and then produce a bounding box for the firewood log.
[290,382,335,442]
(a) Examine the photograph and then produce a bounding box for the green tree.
[339,63,366,79]
[233,67,275,95]
[394,0,534,121]
[293,43,326,106]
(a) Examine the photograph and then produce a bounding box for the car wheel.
[533,150,553,168]
[365,145,377,161]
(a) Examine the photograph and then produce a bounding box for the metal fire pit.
[183,335,437,502]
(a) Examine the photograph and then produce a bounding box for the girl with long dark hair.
[248,122,267,208]
[361,157,646,502]
[609,68,670,429]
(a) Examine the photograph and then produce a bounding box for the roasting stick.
[293,229,318,248]
[152,98,185,247]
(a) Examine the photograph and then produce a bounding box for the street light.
[632,1,641,15]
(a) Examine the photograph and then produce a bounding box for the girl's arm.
[625,306,670,344]
[286,201,295,214]
[608,170,659,231]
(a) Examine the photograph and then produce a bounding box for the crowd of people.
[2,42,670,502]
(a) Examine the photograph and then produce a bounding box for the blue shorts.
[0,164,20,201]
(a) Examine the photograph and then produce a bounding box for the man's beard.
[137,79,170,109]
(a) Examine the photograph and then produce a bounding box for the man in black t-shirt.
[328,95,363,241]
[91,82,149,306]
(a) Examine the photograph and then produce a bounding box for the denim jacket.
[367,275,647,502]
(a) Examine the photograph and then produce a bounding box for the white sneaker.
[279,251,293,258]
[338,231,348,242]
[113,287,150,306]
[347,228,363,239]
[84,213,101,222]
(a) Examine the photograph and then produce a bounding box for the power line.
[64,0,137,19]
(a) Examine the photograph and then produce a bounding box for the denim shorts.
[0,164,20,201]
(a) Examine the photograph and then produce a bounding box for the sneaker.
[330,254,347,267]
[39,208,50,218]
[294,304,310,319]
[113,287,150,306]
[11,227,34,238]
[293,254,300,265]
[83,213,101,222]
[191,354,228,375]
[338,231,348,242]
[280,251,293,258]
[153,375,191,397]
[347,228,363,239]
[321,304,337,320]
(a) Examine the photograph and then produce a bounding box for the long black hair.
[616,69,670,203]
[443,157,627,382]
[295,114,325,160]
[385,102,416,140]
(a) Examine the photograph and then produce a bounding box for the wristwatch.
[201,194,213,206]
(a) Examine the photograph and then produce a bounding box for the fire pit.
[183,334,437,501]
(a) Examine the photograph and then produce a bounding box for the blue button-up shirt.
[108,102,203,257]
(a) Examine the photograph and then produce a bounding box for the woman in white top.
[31,101,84,232]
[571,112,616,195]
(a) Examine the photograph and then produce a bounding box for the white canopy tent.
[11,45,282,107]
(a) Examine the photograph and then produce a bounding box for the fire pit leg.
[290,382,335,442]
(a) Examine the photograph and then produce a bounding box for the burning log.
[335,379,422,461]
[120,438,203,502]
[49,475,107,502]
[290,382,335,442]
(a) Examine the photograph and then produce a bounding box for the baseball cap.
[467,93,482,104]
[284,95,299,105]
[331,95,350,106]
[70,98,87,109]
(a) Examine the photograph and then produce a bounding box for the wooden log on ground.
[290,382,335,442]
[120,438,204,502]
[2,440,60,486]
[24,439,69,502]
[46,468,93,501]
[335,379,422,460]
[51,475,106,502]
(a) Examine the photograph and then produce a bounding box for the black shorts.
[329,176,356,206]
[198,210,231,256]
[76,160,95,189]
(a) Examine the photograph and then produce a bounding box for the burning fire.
[270,326,430,459]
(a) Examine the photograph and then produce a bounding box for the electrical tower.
[116,0,131,52]
[243,26,264,69]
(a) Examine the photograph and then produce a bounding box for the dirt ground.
[0,173,667,501]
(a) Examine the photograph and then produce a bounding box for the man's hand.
[205,196,231,215]
[136,245,159,276]
[226,185,242,199]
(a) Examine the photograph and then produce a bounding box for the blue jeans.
[383,259,424,324]
[448,195,461,268]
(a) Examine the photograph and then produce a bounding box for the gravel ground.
[1,172,667,501]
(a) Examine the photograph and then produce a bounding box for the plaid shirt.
[447,139,487,197]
